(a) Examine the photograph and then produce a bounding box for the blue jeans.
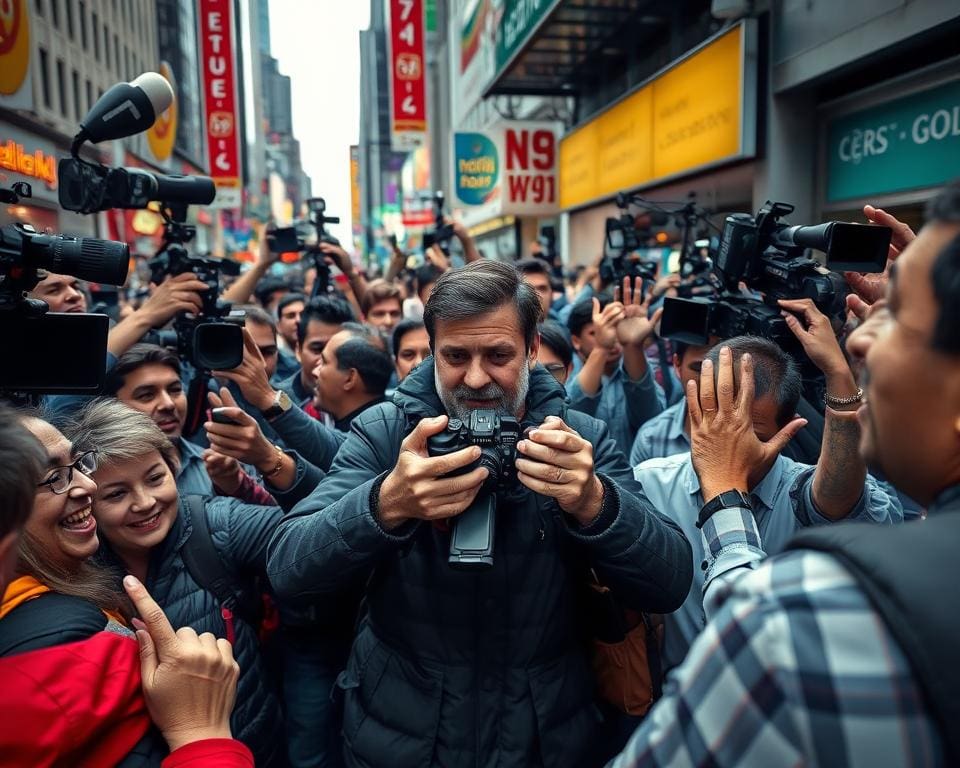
[281,637,347,768]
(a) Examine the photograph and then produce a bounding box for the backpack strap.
[0,593,108,657]
[180,495,256,628]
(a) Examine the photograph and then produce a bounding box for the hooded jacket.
[267,360,692,768]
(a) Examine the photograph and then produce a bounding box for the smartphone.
[211,407,242,426]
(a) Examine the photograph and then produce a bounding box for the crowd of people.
[0,180,957,768]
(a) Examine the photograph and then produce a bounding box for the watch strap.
[697,489,752,529]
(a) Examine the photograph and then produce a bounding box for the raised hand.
[377,415,489,529]
[614,276,663,348]
[205,387,276,469]
[123,575,238,753]
[844,205,916,304]
[778,298,848,377]
[212,329,276,412]
[687,347,807,501]
[591,297,624,350]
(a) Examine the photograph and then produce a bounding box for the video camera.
[422,191,455,257]
[268,197,342,298]
[660,200,890,353]
[0,182,130,394]
[427,409,521,570]
[601,192,668,286]
[145,204,244,370]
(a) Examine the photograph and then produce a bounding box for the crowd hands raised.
[0,182,957,768]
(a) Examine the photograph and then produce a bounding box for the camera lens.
[28,233,129,286]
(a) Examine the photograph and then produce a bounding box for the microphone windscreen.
[131,72,174,117]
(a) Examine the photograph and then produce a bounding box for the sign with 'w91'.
[388,0,427,150]
[199,0,243,209]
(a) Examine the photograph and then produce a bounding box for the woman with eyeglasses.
[0,409,170,765]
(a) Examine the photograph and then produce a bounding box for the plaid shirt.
[609,501,945,767]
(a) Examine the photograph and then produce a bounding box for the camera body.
[423,190,455,257]
[146,223,244,371]
[427,409,521,570]
[661,200,889,349]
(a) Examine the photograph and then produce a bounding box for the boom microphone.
[74,73,175,147]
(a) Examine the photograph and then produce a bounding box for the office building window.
[114,35,120,76]
[66,0,74,39]
[86,79,93,112]
[39,48,51,108]
[79,1,87,46]
[56,58,67,117]
[35,0,43,15]
[104,23,110,67]
[72,69,81,120]
[50,0,59,28]
[92,12,100,60]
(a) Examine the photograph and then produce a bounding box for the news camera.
[601,192,669,286]
[427,409,522,571]
[0,182,130,394]
[422,191,455,257]
[660,200,891,356]
[145,203,244,371]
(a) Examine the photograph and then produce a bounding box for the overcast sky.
[267,1,371,244]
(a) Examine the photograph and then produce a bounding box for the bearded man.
[267,260,692,768]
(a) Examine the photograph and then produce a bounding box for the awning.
[483,0,674,98]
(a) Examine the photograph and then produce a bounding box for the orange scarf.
[1,574,126,626]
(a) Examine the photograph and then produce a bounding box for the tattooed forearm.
[813,413,866,519]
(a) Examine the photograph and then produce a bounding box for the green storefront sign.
[826,78,960,202]
[494,0,560,74]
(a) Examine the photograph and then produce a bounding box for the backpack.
[180,495,274,646]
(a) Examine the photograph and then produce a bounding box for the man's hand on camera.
[516,416,604,526]
[377,415,489,530]
[426,244,451,272]
[123,574,238,753]
[258,224,281,266]
[317,242,354,275]
[688,348,806,501]
[778,298,849,378]
[212,329,277,412]
[844,204,916,304]
[138,272,207,327]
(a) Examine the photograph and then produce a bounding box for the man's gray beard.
[436,363,530,421]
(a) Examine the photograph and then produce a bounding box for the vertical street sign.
[388,0,427,151]
[198,0,243,209]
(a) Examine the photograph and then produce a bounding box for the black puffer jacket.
[267,361,692,768]
[101,495,288,767]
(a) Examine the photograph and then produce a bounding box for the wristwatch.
[697,489,752,529]
[261,390,293,419]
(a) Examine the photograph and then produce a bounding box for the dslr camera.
[0,182,129,394]
[422,190,455,257]
[268,197,342,298]
[427,409,521,570]
[660,200,890,354]
[601,193,665,286]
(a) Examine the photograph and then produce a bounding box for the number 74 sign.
[388,0,426,149]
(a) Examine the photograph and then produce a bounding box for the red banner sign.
[198,0,242,209]
[388,0,427,148]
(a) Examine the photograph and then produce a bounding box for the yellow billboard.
[560,24,751,210]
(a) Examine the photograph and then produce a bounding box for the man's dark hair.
[538,321,573,368]
[515,257,551,278]
[339,320,388,352]
[254,277,288,307]
[416,264,444,302]
[423,261,541,351]
[0,407,46,537]
[297,295,356,346]
[276,292,306,318]
[925,180,960,355]
[392,318,426,358]
[704,335,801,428]
[334,337,394,396]
[241,305,277,335]
[104,343,181,396]
[361,279,403,316]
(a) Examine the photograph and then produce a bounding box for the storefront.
[818,59,960,232]
[0,120,97,237]
[557,21,758,266]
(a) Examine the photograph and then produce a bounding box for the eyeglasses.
[37,450,98,495]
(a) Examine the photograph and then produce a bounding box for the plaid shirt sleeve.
[607,507,942,767]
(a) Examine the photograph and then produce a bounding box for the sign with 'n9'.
[388,0,427,150]
[198,0,242,209]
